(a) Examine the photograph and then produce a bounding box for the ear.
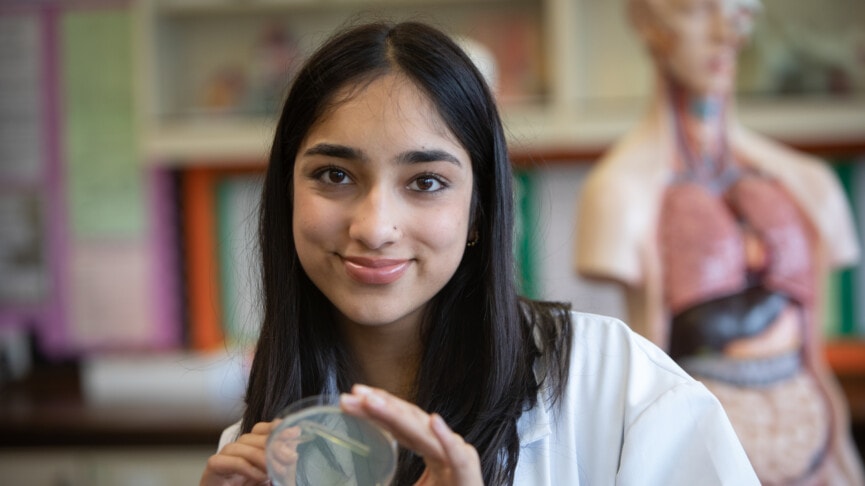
[466,228,479,247]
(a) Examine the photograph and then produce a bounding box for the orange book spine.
[182,168,224,349]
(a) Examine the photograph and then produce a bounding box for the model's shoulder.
[735,126,834,180]
[589,142,657,186]
[582,125,670,209]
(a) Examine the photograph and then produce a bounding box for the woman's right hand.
[200,420,279,486]
[340,385,484,486]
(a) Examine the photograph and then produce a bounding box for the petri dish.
[266,394,397,486]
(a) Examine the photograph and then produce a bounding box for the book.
[215,174,263,350]
[828,161,859,337]
[181,168,225,350]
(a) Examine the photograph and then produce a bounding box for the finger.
[267,426,303,486]
[430,413,482,483]
[340,385,446,460]
[221,440,270,472]
[205,452,269,484]
[268,426,301,467]
[251,419,280,436]
[230,419,280,454]
[234,432,269,450]
[267,443,298,486]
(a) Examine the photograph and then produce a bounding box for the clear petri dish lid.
[266,394,397,486]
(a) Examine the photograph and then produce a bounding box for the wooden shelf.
[140,98,865,165]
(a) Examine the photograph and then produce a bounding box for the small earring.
[467,232,479,247]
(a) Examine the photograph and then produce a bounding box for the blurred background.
[0,0,864,484]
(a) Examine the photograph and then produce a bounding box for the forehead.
[300,73,468,164]
[314,73,456,141]
[320,75,420,120]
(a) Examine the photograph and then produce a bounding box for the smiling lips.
[343,256,411,285]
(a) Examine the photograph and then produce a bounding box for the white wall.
[529,163,627,321]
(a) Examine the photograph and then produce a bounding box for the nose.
[348,184,401,250]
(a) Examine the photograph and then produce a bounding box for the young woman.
[575,0,863,484]
[200,21,757,486]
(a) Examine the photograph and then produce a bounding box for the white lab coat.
[513,312,758,485]
[218,312,758,485]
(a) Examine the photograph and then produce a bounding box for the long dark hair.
[243,21,572,485]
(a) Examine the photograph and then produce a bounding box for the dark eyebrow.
[304,143,462,167]
[303,143,367,161]
[397,149,462,167]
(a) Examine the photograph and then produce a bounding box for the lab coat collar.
[517,397,552,445]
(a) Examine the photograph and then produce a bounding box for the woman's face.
[646,0,755,96]
[293,74,474,331]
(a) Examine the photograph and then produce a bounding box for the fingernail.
[340,393,360,408]
[351,384,384,408]
[432,414,449,432]
[366,391,386,408]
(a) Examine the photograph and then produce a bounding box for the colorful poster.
[62,9,143,238]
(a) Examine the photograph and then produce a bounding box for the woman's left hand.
[339,384,484,486]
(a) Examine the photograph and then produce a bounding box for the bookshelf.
[134,0,865,166]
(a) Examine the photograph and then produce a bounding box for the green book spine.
[831,161,857,336]
[514,170,538,299]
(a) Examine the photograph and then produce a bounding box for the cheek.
[293,193,339,250]
[422,215,468,249]
[416,198,473,255]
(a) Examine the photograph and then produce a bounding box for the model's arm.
[575,162,646,287]
[807,159,860,268]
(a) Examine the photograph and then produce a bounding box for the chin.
[336,304,408,328]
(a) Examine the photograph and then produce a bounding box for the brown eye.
[408,175,445,192]
[417,177,435,191]
[319,168,350,184]
[328,170,346,183]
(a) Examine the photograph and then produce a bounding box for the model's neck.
[665,77,730,171]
